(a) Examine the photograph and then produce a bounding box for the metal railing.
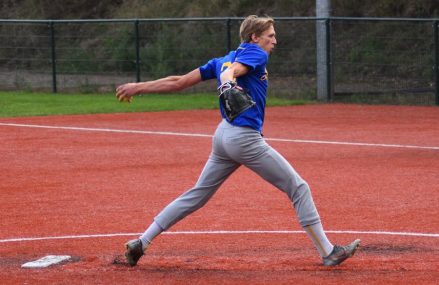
[0,17,438,105]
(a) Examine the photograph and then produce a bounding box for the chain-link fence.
[331,17,438,105]
[0,17,438,105]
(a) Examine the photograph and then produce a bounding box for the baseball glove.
[218,81,256,122]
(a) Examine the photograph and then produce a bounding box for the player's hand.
[116,83,137,103]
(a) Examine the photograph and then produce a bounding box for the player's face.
[252,25,277,54]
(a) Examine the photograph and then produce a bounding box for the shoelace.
[332,245,346,256]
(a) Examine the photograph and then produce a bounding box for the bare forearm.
[220,68,235,84]
[220,62,249,84]
[116,69,202,101]
[134,76,184,94]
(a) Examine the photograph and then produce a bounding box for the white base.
[22,255,71,268]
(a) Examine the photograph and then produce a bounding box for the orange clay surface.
[0,104,438,284]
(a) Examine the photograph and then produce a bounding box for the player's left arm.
[218,62,255,122]
[116,68,202,102]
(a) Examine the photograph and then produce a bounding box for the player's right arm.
[219,62,249,84]
[116,68,202,102]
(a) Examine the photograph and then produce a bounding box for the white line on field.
[0,230,438,243]
[1,122,438,150]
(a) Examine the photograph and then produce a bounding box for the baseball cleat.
[322,239,360,266]
[125,239,145,266]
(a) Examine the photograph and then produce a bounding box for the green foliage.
[0,0,122,19]
[333,20,434,82]
[142,24,177,77]
[2,0,439,19]
[332,0,439,17]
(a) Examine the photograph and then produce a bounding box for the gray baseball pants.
[154,119,321,230]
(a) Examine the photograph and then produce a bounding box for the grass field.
[0,91,307,117]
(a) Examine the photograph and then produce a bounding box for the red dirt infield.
[0,104,438,284]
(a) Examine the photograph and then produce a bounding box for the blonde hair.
[239,15,275,43]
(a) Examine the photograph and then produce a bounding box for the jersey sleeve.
[234,44,268,71]
[199,58,218,81]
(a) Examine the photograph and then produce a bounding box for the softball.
[121,96,132,103]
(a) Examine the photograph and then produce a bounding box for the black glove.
[218,81,256,122]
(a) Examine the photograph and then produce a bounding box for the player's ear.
[250,33,259,43]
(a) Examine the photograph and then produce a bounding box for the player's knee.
[291,181,310,201]
[283,176,310,201]
[290,182,321,226]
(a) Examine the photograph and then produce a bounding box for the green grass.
[0,91,308,118]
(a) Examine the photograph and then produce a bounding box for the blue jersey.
[199,43,269,133]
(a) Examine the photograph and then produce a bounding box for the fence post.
[434,20,439,106]
[325,19,332,101]
[49,21,57,93]
[316,0,332,101]
[134,20,141,82]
